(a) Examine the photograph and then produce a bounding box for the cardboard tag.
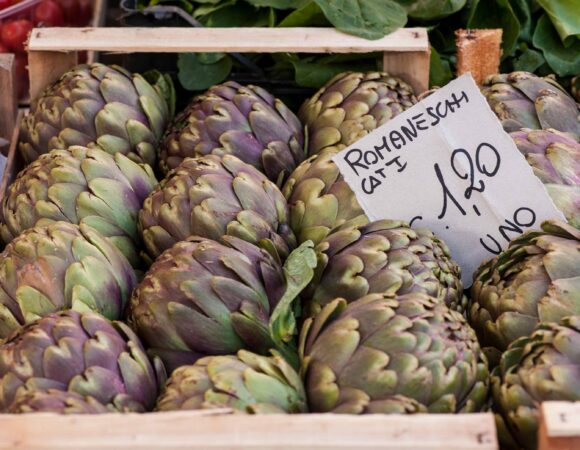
[332,73,565,285]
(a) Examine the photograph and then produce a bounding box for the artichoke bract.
[299,72,417,156]
[19,63,174,165]
[300,293,489,414]
[130,236,285,372]
[572,76,579,103]
[305,220,464,317]
[0,147,158,268]
[0,310,164,412]
[469,220,580,367]
[0,222,136,338]
[511,129,580,228]
[139,154,296,261]
[9,390,112,414]
[156,350,307,414]
[482,72,580,135]
[493,316,580,450]
[159,81,305,183]
[282,146,368,246]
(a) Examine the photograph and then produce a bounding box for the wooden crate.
[539,402,580,450]
[0,27,501,450]
[0,54,17,145]
[0,409,498,449]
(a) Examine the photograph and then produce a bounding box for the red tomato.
[0,0,15,11]
[55,0,79,26]
[0,43,8,53]
[1,19,33,53]
[34,0,64,26]
[77,0,92,26]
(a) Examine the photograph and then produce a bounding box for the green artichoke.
[19,63,174,165]
[282,145,368,246]
[482,72,580,135]
[469,220,580,367]
[0,310,164,412]
[304,220,464,317]
[159,81,305,183]
[139,154,296,261]
[300,293,489,414]
[492,316,580,450]
[0,222,136,338]
[8,389,113,414]
[130,236,286,372]
[511,129,580,228]
[156,350,307,414]
[299,72,417,156]
[0,146,158,268]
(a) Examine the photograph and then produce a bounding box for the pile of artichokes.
[1,62,579,450]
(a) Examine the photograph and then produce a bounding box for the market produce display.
[19,63,174,165]
[159,81,305,183]
[0,146,158,268]
[299,72,417,156]
[2,34,580,447]
[138,154,296,261]
[0,221,136,338]
[156,350,307,414]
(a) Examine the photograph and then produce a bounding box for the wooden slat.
[383,49,430,95]
[28,27,429,53]
[0,54,17,144]
[0,411,498,449]
[86,0,107,64]
[539,402,580,450]
[0,111,24,205]
[28,51,78,103]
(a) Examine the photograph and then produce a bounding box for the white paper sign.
[332,73,565,285]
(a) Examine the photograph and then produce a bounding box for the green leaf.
[315,0,407,40]
[204,2,273,26]
[467,0,520,56]
[292,58,376,88]
[533,13,580,76]
[537,0,580,43]
[429,47,452,87]
[177,53,233,91]
[269,241,317,348]
[278,2,328,27]
[512,47,546,72]
[396,0,466,21]
[193,0,236,18]
[509,0,533,43]
[245,0,309,8]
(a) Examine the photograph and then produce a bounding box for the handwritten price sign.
[333,74,565,285]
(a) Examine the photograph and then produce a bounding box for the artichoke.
[8,389,113,414]
[492,316,580,450]
[304,220,464,317]
[300,293,489,414]
[139,154,296,261]
[159,81,305,183]
[0,222,136,338]
[0,146,158,268]
[482,72,580,135]
[156,350,307,414]
[0,310,164,412]
[299,72,417,156]
[511,129,580,228]
[130,236,286,372]
[571,75,579,103]
[282,145,368,246]
[469,220,580,367]
[19,63,174,165]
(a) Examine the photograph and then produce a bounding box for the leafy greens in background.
[134,0,580,91]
